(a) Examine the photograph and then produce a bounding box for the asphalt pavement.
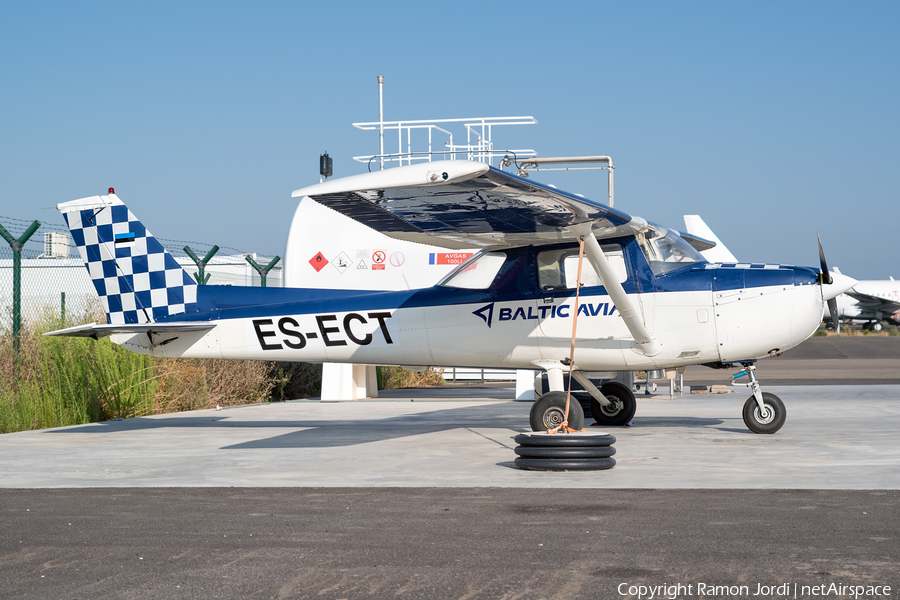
[683,336,900,385]
[2,488,897,600]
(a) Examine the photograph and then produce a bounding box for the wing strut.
[570,223,661,357]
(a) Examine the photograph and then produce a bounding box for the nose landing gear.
[732,363,786,434]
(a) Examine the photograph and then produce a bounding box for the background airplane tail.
[683,215,739,263]
[58,191,198,324]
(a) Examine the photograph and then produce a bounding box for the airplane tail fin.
[58,190,198,325]
[683,215,739,263]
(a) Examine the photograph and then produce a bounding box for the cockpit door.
[536,244,634,344]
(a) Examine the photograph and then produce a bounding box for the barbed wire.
[0,215,267,259]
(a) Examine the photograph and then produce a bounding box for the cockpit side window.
[438,251,507,289]
[537,244,628,291]
[637,226,706,275]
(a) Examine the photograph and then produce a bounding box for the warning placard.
[429,252,472,265]
[372,250,386,270]
[309,252,328,272]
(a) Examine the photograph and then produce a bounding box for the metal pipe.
[519,155,614,166]
[378,76,384,171]
[518,155,615,207]
[353,116,537,129]
[608,163,614,208]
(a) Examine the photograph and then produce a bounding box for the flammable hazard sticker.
[309,252,328,272]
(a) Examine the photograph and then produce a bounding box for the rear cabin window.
[537,245,628,291]
[439,251,507,289]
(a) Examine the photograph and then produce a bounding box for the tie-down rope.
[548,236,587,434]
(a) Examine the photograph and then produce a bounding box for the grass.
[0,307,447,434]
[0,327,157,432]
[815,324,900,336]
[376,365,445,389]
[0,308,275,433]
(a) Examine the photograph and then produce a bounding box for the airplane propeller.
[818,233,840,334]
[827,298,840,334]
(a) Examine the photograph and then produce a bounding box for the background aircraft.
[825,268,900,330]
[682,215,739,263]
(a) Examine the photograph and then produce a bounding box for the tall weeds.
[0,308,275,433]
[376,366,445,389]
[0,307,447,434]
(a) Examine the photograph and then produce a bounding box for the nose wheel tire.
[590,382,637,426]
[529,391,585,432]
[742,392,786,434]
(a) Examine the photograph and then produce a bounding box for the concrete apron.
[0,384,898,489]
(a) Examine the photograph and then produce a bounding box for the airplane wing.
[44,322,216,340]
[292,161,646,250]
[843,289,900,315]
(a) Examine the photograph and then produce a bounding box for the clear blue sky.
[1,1,897,279]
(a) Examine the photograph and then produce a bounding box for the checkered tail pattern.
[58,193,198,325]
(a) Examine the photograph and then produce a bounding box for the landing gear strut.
[732,364,786,434]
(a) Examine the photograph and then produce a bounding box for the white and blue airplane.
[47,161,855,434]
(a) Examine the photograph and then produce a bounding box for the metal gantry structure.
[352,115,539,169]
[352,78,616,208]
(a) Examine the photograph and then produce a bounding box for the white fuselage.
[111,282,824,371]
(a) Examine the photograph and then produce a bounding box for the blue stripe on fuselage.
[151,241,819,323]
[155,263,818,324]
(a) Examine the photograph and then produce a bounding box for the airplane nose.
[822,271,857,301]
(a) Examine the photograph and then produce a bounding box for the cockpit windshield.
[636,225,707,275]
[438,251,507,289]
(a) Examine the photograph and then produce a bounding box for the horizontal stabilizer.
[44,322,215,340]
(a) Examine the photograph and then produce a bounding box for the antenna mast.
[378,76,385,171]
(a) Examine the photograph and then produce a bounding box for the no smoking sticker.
[372,250,386,270]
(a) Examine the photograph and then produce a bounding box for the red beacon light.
[108,187,115,194]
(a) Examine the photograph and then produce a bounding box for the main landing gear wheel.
[742,392,786,434]
[590,382,637,427]
[529,391,585,432]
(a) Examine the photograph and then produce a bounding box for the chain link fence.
[0,215,282,331]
